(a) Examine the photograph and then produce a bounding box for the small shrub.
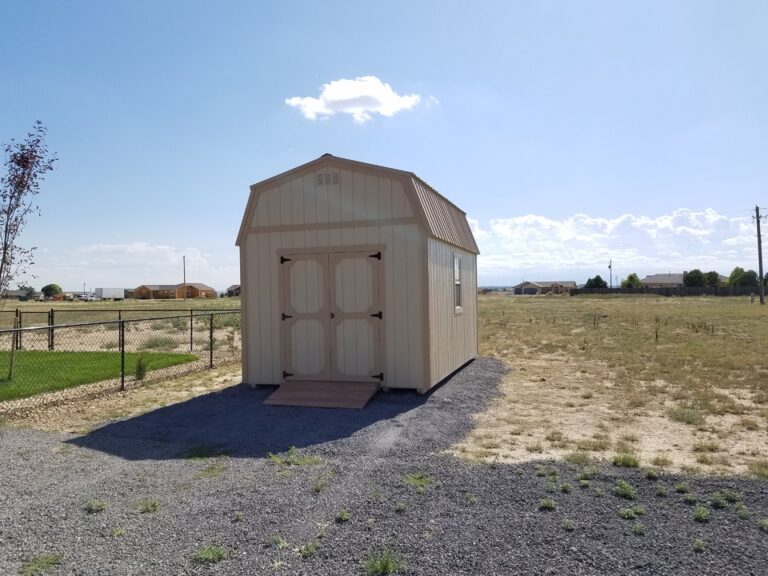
[545,481,557,493]
[299,540,319,559]
[84,499,106,514]
[579,479,590,489]
[643,468,660,480]
[560,483,572,494]
[232,511,244,523]
[197,463,227,479]
[138,336,176,351]
[564,451,591,466]
[403,472,434,493]
[312,478,327,493]
[619,507,637,520]
[612,453,640,468]
[134,354,148,381]
[675,482,691,494]
[539,498,556,511]
[683,493,698,505]
[747,459,768,479]
[651,453,672,468]
[134,497,160,514]
[655,484,669,497]
[692,538,706,552]
[667,405,705,426]
[593,488,605,497]
[364,548,402,575]
[576,466,599,481]
[336,509,351,523]
[694,506,711,522]
[193,545,228,564]
[394,502,406,513]
[758,518,768,533]
[576,436,611,452]
[693,441,721,453]
[562,519,575,531]
[110,527,126,537]
[632,522,646,535]
[526,441,543,453]
[20,554,62,576]
[735,503,750,519]
[709,493,726,509]
[614,480,637,500]
[721,489,741,503]
[265,534,288,549]
[465,492,478,505]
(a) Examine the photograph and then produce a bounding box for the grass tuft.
[193,545,228,564]
[403,472,434,493]
[134,497,160,514]
[612,453,640,468]
[693,506,711,522]
[20,554,62,576]
[336,509,351,523]
[667,405,705,426]
[267,446,322,467]
[84,499,106,514]
[539,498,556,511]
[614,480,637,500]
[364,548,402,575]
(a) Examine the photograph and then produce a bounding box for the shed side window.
[454,254,462,311]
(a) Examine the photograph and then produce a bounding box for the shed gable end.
[248,168,415,230]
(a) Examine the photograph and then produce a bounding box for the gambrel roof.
[236,154,479,254]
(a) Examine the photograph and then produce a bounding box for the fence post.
[119,319,126,391]
[189,310,193,352]
[17,310,22,350]
[48,309,53,350]
[209,313,214,369]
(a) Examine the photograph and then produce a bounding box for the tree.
[585,275,608,289]
[728,267,758,287]
[16,284,35,298]
[621,273,642,289]
[41,283,62,298]
[704,271,721,287]
[682,269,705,287]
[0,122,56,299]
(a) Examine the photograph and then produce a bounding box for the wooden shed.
[236,154,479,397]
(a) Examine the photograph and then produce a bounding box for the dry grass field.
[454,294,768,477]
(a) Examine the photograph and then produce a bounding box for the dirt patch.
[452,354,768,475]
[4,366,242,433]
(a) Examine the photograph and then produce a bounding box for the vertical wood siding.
[243,168,424,389]
[426,238,478,387]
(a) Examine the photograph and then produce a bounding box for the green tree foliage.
[585,275,608,289]
[41,283,62,298]
[704,271,721,287]
[682,269,705,287]
[0,122,56,297]
[728,267,759,287]
[16,284,35,297]
[621,273,642,289]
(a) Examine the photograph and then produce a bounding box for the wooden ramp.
[263,381,379,409]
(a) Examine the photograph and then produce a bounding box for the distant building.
[135,283,217,299]
[639,273,727,289]
[512,281,577,295]
[226,284,241,297]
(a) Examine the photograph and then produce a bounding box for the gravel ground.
[0,357,766,575]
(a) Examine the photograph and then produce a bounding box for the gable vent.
[316,172,339,186]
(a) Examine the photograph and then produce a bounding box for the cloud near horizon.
[471,208,756,283]
[286,76,423,123]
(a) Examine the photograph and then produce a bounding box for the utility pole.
[755,206,765,305]
[183,255,187,302]
[608,259,613,289]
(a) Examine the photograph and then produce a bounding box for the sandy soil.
[452,354,767,476]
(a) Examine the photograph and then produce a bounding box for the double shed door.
[281,250,383,382]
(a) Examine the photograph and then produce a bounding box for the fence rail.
[570,286,760,297]
[0,309,242,413]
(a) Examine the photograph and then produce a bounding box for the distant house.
[2,289,30,300]
[135,283,217,299]
[512,281,577,295]
[226,284,241,297]
[639,273,684,289]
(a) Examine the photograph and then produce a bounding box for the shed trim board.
[238,155,478,394]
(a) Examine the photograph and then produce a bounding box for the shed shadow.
[67,383,428,461]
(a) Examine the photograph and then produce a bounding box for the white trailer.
[95,288,125,300]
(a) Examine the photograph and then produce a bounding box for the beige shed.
[236,154,479,396]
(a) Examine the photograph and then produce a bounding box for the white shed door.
[281,251,382,382]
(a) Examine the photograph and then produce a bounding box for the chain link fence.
[0,310,241,414]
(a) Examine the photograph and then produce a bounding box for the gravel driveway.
[0,357,766,575]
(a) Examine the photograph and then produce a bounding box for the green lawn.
[0,351,198,402]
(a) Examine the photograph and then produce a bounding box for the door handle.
[330,312,335,319]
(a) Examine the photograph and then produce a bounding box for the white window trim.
[454,253,463,315]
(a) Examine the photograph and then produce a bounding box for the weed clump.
[614,480,637,500]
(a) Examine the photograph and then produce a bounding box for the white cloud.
[286,76,423,123]
[474,208,756,283]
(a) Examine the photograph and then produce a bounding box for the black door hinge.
[369,311,382,319]
[369,251,382,260]
[372,372,384,381]
[280,256,292,264]
[281,313,293,321]
[282,370,294,378]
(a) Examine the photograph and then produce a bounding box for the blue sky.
[1,1,766,290]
